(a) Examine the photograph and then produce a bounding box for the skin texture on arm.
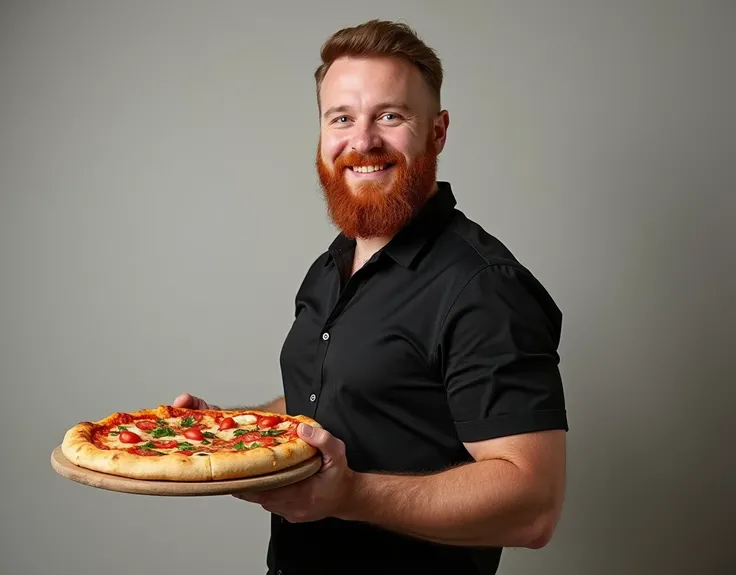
[340,429,566,548]
[235,425,566,550]
[228,396,286,414]
[172,394,286,415]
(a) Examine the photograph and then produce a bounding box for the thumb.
[297,423,344,461]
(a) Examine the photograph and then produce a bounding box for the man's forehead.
[319,56,425,112]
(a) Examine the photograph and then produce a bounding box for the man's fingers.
[173,393,210,409]
[173,393,193,407]
[297,424,345,463]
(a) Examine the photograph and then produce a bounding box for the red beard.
[316,131,438,238]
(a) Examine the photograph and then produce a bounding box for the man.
[174,19,568,575]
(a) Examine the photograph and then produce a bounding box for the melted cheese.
[233,414,257,425]
[102,414,295,453]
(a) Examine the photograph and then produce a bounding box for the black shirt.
[267,182,568,575]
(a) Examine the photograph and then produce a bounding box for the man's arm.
[338,429,566,549]
[223,396,286,414]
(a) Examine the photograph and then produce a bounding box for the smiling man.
[175,19,568,575]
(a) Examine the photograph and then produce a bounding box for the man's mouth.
[348,163,395,174]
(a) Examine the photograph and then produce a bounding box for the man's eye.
[335,116,349,123]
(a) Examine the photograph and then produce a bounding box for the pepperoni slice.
[127,447,159,457]
[135,420,158,431]
[236,432,262,443]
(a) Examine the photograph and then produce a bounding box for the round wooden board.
[50,445,322,496]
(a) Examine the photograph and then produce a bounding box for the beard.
[316,130,438,239]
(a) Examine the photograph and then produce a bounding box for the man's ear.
[433,110,450,154]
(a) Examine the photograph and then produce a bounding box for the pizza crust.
[60,406,321,482]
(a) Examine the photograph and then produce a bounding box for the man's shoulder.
[432,209,527,273]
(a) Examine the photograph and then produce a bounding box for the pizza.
[61,405,320,482]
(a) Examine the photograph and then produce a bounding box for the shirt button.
[322,332,330,340]
[309,393,316,402]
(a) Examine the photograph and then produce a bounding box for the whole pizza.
[61,405,320,482]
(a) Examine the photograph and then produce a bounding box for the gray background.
[1,1,734,574]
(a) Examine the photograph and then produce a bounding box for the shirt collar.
[327,181,457,269]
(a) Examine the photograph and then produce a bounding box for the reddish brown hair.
[314,19,444,112]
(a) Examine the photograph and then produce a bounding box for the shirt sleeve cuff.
[455,409,569,443]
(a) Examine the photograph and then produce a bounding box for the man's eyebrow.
[322,102,413,119]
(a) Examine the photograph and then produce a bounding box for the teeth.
[352,165,387,173]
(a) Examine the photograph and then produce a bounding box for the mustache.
[333,150,405,170]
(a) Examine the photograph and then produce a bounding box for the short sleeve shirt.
[267,182,568,575]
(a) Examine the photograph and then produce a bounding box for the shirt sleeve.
[434,263,568,443]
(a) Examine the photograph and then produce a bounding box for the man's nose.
[349,122,382,153]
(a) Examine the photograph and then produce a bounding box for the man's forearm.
[338,459,557,549]
[221,396,286,414]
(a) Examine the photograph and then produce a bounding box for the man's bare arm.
[337,429,566,549]
[223,396,286,414]
[173,393,286,414]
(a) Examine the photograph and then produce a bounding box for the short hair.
[314,19,443,112]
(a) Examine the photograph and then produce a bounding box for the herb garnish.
[151,426,176,439]
[180,416,195,428]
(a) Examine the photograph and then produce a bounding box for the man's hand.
[172,393,219,410]
[232,423,356,523]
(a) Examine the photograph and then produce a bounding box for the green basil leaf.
[109,431,119,436]
[233,429,247,436]
[117,426,128,431]
[180,416,195,428]
[201,439,211,445]
[259,429,285,437]
[233,441,246,451]
[202,431,216,439]
[151,427,176,438]
[140,441,156,449]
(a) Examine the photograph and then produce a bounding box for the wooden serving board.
[50,445,321,496]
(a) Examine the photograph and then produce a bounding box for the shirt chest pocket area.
[319,321,436,404]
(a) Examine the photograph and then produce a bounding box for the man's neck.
[349,181,440,275]
[352,236,391,275]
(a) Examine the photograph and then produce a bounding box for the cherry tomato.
[119,430,142,444]
[219,417,236,430]
[183,428,204,441]
[135,420,158,431]
[154,440,178,449]
[258,416,279,429]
